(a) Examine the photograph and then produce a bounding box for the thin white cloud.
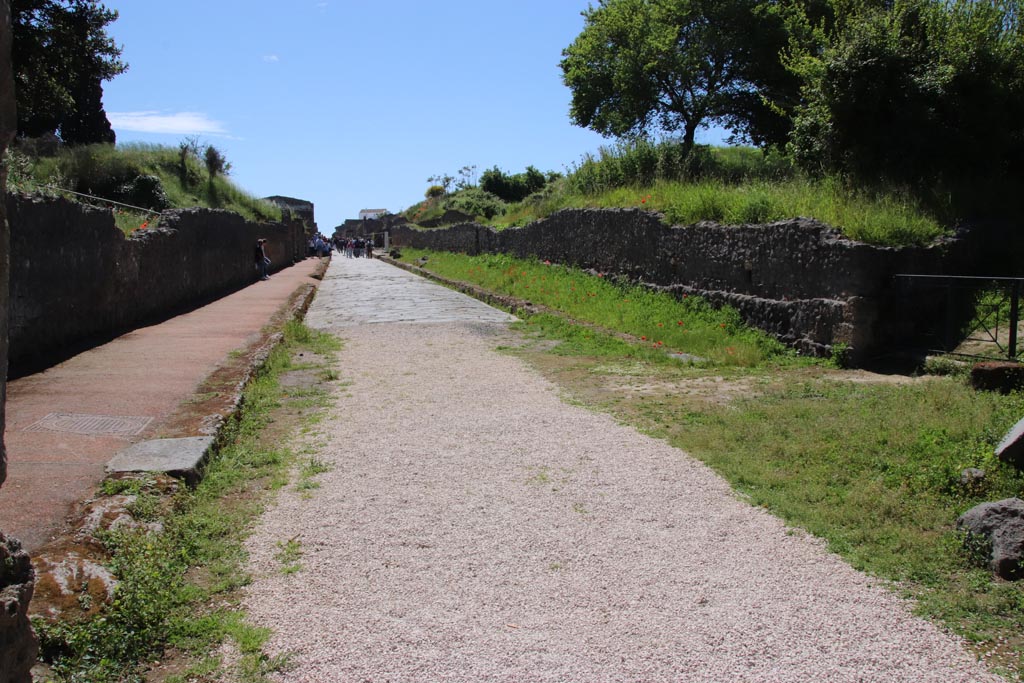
[316,2,328,7]
[108,111,228,136]
[263,54,280,63]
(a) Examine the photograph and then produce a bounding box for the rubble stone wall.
[387,209,972,362]
[6,195,306,376]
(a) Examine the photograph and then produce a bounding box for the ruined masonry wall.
[6,195,306,375]
[388,209,971,361]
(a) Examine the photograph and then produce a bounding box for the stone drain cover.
[23,412,153,437]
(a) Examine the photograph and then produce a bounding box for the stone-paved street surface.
[305,255,516,328]
[239,256,999,683]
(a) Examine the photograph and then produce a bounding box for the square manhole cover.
[23,412,153,436]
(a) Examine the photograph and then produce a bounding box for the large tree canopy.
[12,0,125,144]
[559,0,798,149]
[785,0,1024,201]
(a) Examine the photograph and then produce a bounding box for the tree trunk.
[683,120,698,154]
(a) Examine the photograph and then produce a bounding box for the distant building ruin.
[358,208,388,220]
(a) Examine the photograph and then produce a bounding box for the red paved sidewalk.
[0,259,323,552]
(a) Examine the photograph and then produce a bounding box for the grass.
[405,250,1024,677]
[7,142,282,234]
[401,142,947,247]
[33,321,340,682]
[489,178,944,246]
[399,248,803,368]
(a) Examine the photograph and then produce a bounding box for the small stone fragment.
[959,468,987,488]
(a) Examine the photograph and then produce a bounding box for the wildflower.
[641,336,647,341]
[720,323,726,328]
[677,321,683,325]
[543,260,551,265]
[657,323,663,327]
[139,221,149,230]
[597,273,604,278]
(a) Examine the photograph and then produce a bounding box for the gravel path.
[239,259,999,682]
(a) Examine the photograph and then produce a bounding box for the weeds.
[34,321,339,682]
[274,537,303,575]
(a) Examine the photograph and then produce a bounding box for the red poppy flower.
[640,336,647,341]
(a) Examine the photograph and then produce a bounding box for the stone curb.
[27,261,325,634]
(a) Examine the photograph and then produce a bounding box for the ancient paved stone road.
[238,256,1000,683]
[305,256,516,328]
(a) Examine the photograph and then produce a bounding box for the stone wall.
[388,209,974,362]
[6,195,306,376]
[1,3,37,681]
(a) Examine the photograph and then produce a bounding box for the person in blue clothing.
[255,238,270,280]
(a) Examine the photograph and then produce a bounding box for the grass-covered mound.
[402,142,947,247]
[6,142,281,234]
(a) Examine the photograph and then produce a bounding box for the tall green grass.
[400,249,801,367]
[21,142,282,225]
[463,140,946,247]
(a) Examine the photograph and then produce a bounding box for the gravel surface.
[239,260,999,682]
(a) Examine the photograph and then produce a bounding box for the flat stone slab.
[106,436,214,486]
[997,416,1024,468]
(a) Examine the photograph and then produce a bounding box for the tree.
[560,0,796,150]
[11,0,125,144]
[785,0,1024,203]
[204,144,230,179]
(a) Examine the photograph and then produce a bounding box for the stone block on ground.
[957,497,1024,580]
[971,361,1024,394]
[106,436,214,486]
[996,416,1024,468]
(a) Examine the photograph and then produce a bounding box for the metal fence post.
[1010,280,1020,360]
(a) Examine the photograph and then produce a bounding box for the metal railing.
[894,274,1024,360]
[40,184,164,216]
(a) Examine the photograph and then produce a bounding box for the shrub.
[443,187,506,220]
[425,184,445,199]
[117,174,170,211]
[480,165,548,203]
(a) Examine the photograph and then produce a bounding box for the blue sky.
[101,0,725,230]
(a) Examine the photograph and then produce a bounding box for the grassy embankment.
[400,247,1024,678]
[403,142,947,247]
[34,321,340,683]
[6,142,282,234]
